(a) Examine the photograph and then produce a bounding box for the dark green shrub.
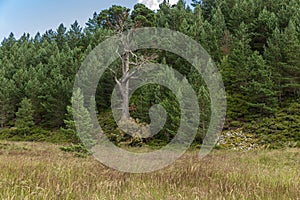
[0,127,73,144]
[60,144,90,158]
[246,102,300,148]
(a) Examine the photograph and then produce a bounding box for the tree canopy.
[0,0,299,147]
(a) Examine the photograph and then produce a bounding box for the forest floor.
[0,141,299,200]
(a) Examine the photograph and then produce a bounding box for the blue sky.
[0,0,138,40]
[0,0,192,41]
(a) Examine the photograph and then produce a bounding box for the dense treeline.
[0,0,299,147]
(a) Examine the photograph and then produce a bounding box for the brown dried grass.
[0,141,299,200]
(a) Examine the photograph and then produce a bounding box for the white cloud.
[168,0,180,5]
[138,0,179,10]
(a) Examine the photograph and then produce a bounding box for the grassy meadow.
[0,141,299,200]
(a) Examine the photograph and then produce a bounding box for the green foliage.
[97,111,119,143]
[60,144,90,158]
[0,1,300,148]
[97,5,131,31]
[131,4,155,27]
[60,106,81,144]
[246,102,300,148]
[0,127,72,143]
[15,98,34,128]
[264,20,300,100]
[0,68,15,128]
[70,88,98,149]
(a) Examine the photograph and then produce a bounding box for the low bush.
[246,102,300,148]
[59,144,90,157]
[0,127,73,144]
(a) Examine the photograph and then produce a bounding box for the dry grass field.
[0,141,299,200]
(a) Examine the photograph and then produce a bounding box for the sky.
[0,0,191,41]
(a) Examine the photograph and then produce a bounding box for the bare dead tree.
[106,10,157,120]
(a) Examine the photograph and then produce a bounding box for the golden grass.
[0,141,299,200]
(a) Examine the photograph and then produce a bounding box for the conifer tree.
[0,69,15,127]
[71,88,97,148]
[131,3,155,27]
[55,23,67,51]
[198,85,211,136]
[85,12,99,33]
[265,20,300,100]
[15,98,34,128]
[61,105,80,144]
[68,21,83,49]
[251,8,278,53]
